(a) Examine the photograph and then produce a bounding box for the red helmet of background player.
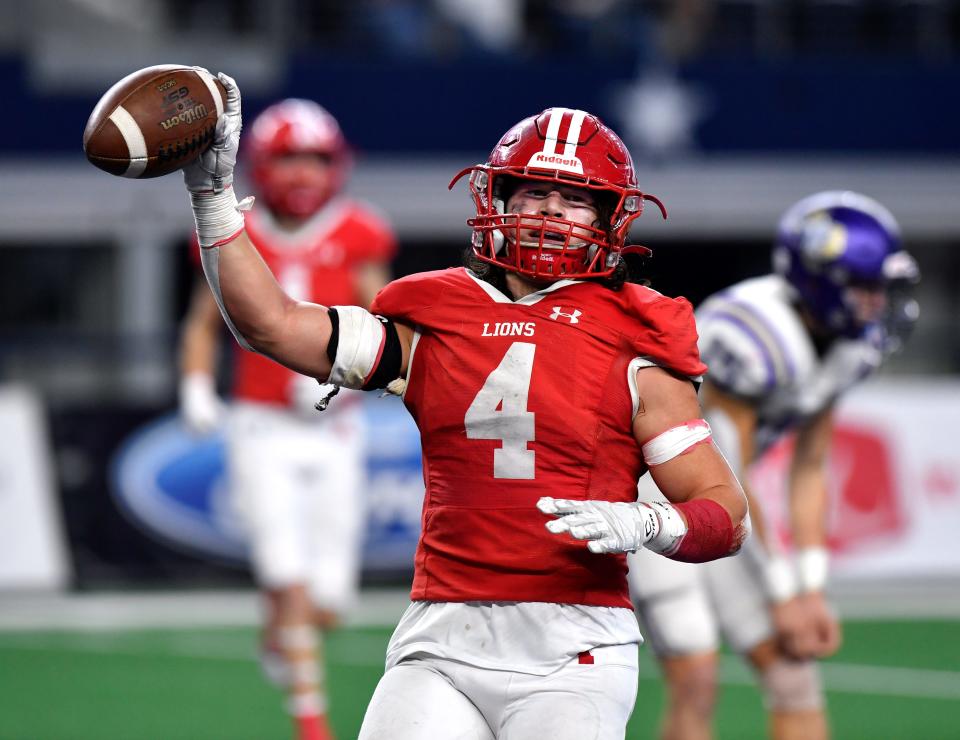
[246,99,351,219]
[450,107,666,281]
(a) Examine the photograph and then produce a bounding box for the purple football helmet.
[773,191,920,346]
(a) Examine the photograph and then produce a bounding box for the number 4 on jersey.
[464,342,536,479]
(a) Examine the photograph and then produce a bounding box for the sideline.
[0,588,407,631]
[0,579,958,631]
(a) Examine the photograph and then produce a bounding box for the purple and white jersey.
[696,275,884,455]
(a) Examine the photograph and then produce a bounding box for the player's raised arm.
[181,73,412,388]
[539,365,749,562]
[179,72,334,380]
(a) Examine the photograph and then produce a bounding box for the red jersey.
[371,268,706,608]
[232,198,396,405]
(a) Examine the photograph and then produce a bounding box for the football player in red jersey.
[180,71,748,740]
[179,98,396,740]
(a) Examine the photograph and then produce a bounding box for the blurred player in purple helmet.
[629,191,920,740]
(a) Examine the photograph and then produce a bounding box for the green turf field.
[0,619,958,739]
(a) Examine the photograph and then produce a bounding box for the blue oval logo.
[110,398,425,571]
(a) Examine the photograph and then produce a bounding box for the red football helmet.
[450,107,665,280]
[246,99,351,218]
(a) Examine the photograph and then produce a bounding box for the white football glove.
[179,372,225,435]
[182,70,242,194]
[537,497,687,555]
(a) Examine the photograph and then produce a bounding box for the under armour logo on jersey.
[550,306,582,324]
[528,108,587,175]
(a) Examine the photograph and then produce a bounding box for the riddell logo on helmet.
[528,152,584,175]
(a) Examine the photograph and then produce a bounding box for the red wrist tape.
[670,499,734,563]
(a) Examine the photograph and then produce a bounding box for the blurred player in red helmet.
[179,97,396,740]
[180,70,749,739]
[248,99,352,220]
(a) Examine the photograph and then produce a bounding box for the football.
[83,64,226,178]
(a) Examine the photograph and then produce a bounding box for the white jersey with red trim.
[696,275,885,454]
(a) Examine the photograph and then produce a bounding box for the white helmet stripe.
[541,108,566,156]
[527,108,586,176]
[562,110,587,158]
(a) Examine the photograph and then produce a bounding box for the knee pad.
[636,583,718,658]
[759,659,824,712]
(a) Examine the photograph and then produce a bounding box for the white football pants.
[228,400,365,613]
[358,649,638,740]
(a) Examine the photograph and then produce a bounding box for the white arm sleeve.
[198,239,254,351]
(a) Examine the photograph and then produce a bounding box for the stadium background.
[1,1,959,738]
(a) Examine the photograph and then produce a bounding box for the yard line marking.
[3,588,958,632]
[819,662,960,701]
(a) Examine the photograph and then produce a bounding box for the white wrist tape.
[189,188,250,248]
[328,306,385,389]
[639,500,688,555]
[642,420,712,466]
[764,554,800,602]
[797,547,829,593]
[180,371,216,402]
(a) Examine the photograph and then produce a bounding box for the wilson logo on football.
[159,103,209,130]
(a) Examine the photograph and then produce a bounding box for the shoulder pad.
[371,268,471,328]
[696,280,809,397]
[619,284,706,380]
